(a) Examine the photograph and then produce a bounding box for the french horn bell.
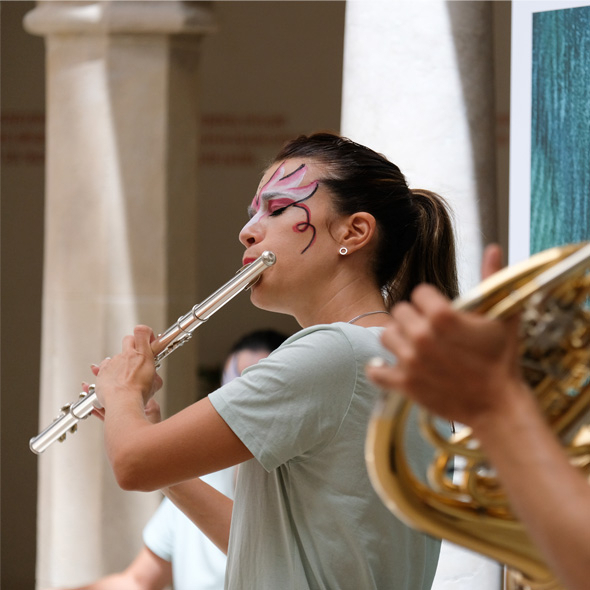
[365,242,590,590]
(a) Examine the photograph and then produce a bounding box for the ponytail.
[384,189,458,306]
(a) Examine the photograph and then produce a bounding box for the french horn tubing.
[365,242,590,590]
[30,251,276,455]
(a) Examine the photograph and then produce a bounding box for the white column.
[24,2,214,586]
[342,0,498,293]
[342,1,501,588]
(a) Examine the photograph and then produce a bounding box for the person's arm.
[366,246,590,590]
[163,478,234,555]
[470,378,590,590]
[92,325,253,493]
[45,545,173,590]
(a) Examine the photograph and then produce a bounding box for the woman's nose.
[239,219,259,247]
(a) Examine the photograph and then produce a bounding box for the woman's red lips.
[243,257,256,266]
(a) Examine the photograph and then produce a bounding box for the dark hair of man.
[229,329,288,356]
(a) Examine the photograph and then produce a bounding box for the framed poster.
[509,0,590,264]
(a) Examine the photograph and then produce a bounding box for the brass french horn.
[365,242,590,590]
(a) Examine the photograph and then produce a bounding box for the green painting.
[531,5,590,253]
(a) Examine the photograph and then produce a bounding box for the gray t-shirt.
[209,323,441,590]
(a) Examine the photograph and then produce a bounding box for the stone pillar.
[341,1,501,589]
[341,0,498,293]
[24,2,215,586]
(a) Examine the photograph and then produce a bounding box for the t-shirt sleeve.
[142,498,175,562]
[209,325,358,471]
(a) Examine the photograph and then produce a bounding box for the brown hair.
[274,133,458,306]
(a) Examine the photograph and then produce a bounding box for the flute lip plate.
[242,251,275,268]
[262,251,276,266]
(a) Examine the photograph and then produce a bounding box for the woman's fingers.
[91,407,106,422]
[133,325,157,357]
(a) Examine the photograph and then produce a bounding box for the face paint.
[245,162,319,253]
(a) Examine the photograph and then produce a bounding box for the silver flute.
[30,251,276,455]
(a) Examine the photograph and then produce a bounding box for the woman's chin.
[248,287,268,310]
[249,287,286,315]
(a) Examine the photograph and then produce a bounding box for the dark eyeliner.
[269,205,289,217]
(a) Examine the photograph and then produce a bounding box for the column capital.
[24,0,216,37]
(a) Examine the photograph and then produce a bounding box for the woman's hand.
[93,325,163,410]
[90,386,162,424]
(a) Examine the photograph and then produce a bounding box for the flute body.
[30,251,276,454]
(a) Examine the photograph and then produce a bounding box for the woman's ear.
[338,212,377,253]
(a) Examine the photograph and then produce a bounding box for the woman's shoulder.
[280,322,367,343]
[276,322,387,362]
[236,324,390,385]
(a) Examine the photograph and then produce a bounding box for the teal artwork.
[531,5,590,253]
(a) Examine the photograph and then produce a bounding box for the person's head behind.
[222,329,288,385]
[273,133,459,306]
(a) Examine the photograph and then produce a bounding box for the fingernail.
[367,356,388,368]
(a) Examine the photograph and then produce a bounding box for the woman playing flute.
[91,133,458,590]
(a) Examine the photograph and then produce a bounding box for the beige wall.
[1,2,46,588]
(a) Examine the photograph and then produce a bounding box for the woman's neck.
[296,282,388,328]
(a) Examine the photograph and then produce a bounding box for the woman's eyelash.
[269,205,289,217]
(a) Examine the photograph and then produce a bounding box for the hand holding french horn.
[365,242,590,590]
[366,244,524,429]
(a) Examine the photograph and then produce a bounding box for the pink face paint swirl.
[246,163,319,253]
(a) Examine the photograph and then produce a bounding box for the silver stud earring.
[339,246,348,255]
